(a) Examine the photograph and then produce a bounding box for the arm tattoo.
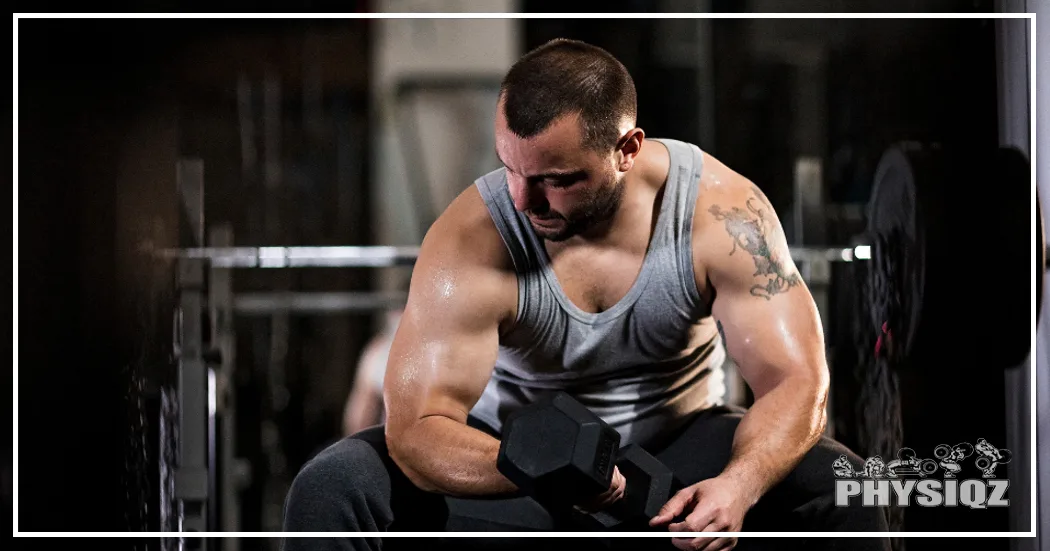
[708,186,801,300]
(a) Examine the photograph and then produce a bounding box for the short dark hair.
[499,38,637,152]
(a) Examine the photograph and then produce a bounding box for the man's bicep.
[699,182,826,398]
[382,253,508,432]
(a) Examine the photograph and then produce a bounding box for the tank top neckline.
[517,137,682,325]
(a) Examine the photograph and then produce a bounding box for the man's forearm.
[719,374,827,507]
[389,415,519,497]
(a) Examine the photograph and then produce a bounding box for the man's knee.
[283,432,393,531]
[789,435,865,493]
[785,436,889,532]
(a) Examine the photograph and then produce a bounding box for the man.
[282,38,889,551]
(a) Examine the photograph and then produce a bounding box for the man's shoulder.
[409,181,519,326]
[419,179,517,275]
[691,151,772,222]
[650,138,749,197]
[688,150,781,281]
[695,150,751,192]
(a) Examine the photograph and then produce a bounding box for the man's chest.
[546,246,649,315]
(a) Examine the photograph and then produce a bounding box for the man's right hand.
[574,466,627,513]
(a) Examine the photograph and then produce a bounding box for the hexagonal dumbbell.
[496,391,621,508]
[496,391,683,530]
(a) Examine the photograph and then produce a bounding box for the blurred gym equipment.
[847,141,1033,536]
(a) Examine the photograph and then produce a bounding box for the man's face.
[494,104,626,242]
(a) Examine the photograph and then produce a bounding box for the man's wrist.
[719,463,768,507]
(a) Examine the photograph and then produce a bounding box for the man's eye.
[548,176,581,187]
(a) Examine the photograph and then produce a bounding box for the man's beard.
[531,176,626,242]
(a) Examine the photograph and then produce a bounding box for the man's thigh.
[649,405,747,487]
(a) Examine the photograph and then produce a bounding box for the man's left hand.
[648,475,755,551]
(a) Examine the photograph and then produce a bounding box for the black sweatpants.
[280,405,890,551]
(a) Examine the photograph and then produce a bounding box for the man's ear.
[616,128,645,171]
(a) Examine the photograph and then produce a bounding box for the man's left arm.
[704,177,829,502]
[650,166,829,547]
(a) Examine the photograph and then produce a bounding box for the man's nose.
[508,175,543,213]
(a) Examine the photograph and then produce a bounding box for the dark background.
[14,3,1033,550]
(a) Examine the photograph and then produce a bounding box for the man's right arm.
[382,186,520,498]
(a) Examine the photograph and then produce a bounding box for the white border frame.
[11,10,1039,541]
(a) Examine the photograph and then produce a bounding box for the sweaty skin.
[383,111,829,523]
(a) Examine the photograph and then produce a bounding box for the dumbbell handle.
[573,445,686,530]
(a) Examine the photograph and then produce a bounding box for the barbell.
[150,244,867,269]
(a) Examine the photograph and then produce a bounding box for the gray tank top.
[469,137,727,447]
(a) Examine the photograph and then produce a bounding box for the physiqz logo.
[834,438,1012,509]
